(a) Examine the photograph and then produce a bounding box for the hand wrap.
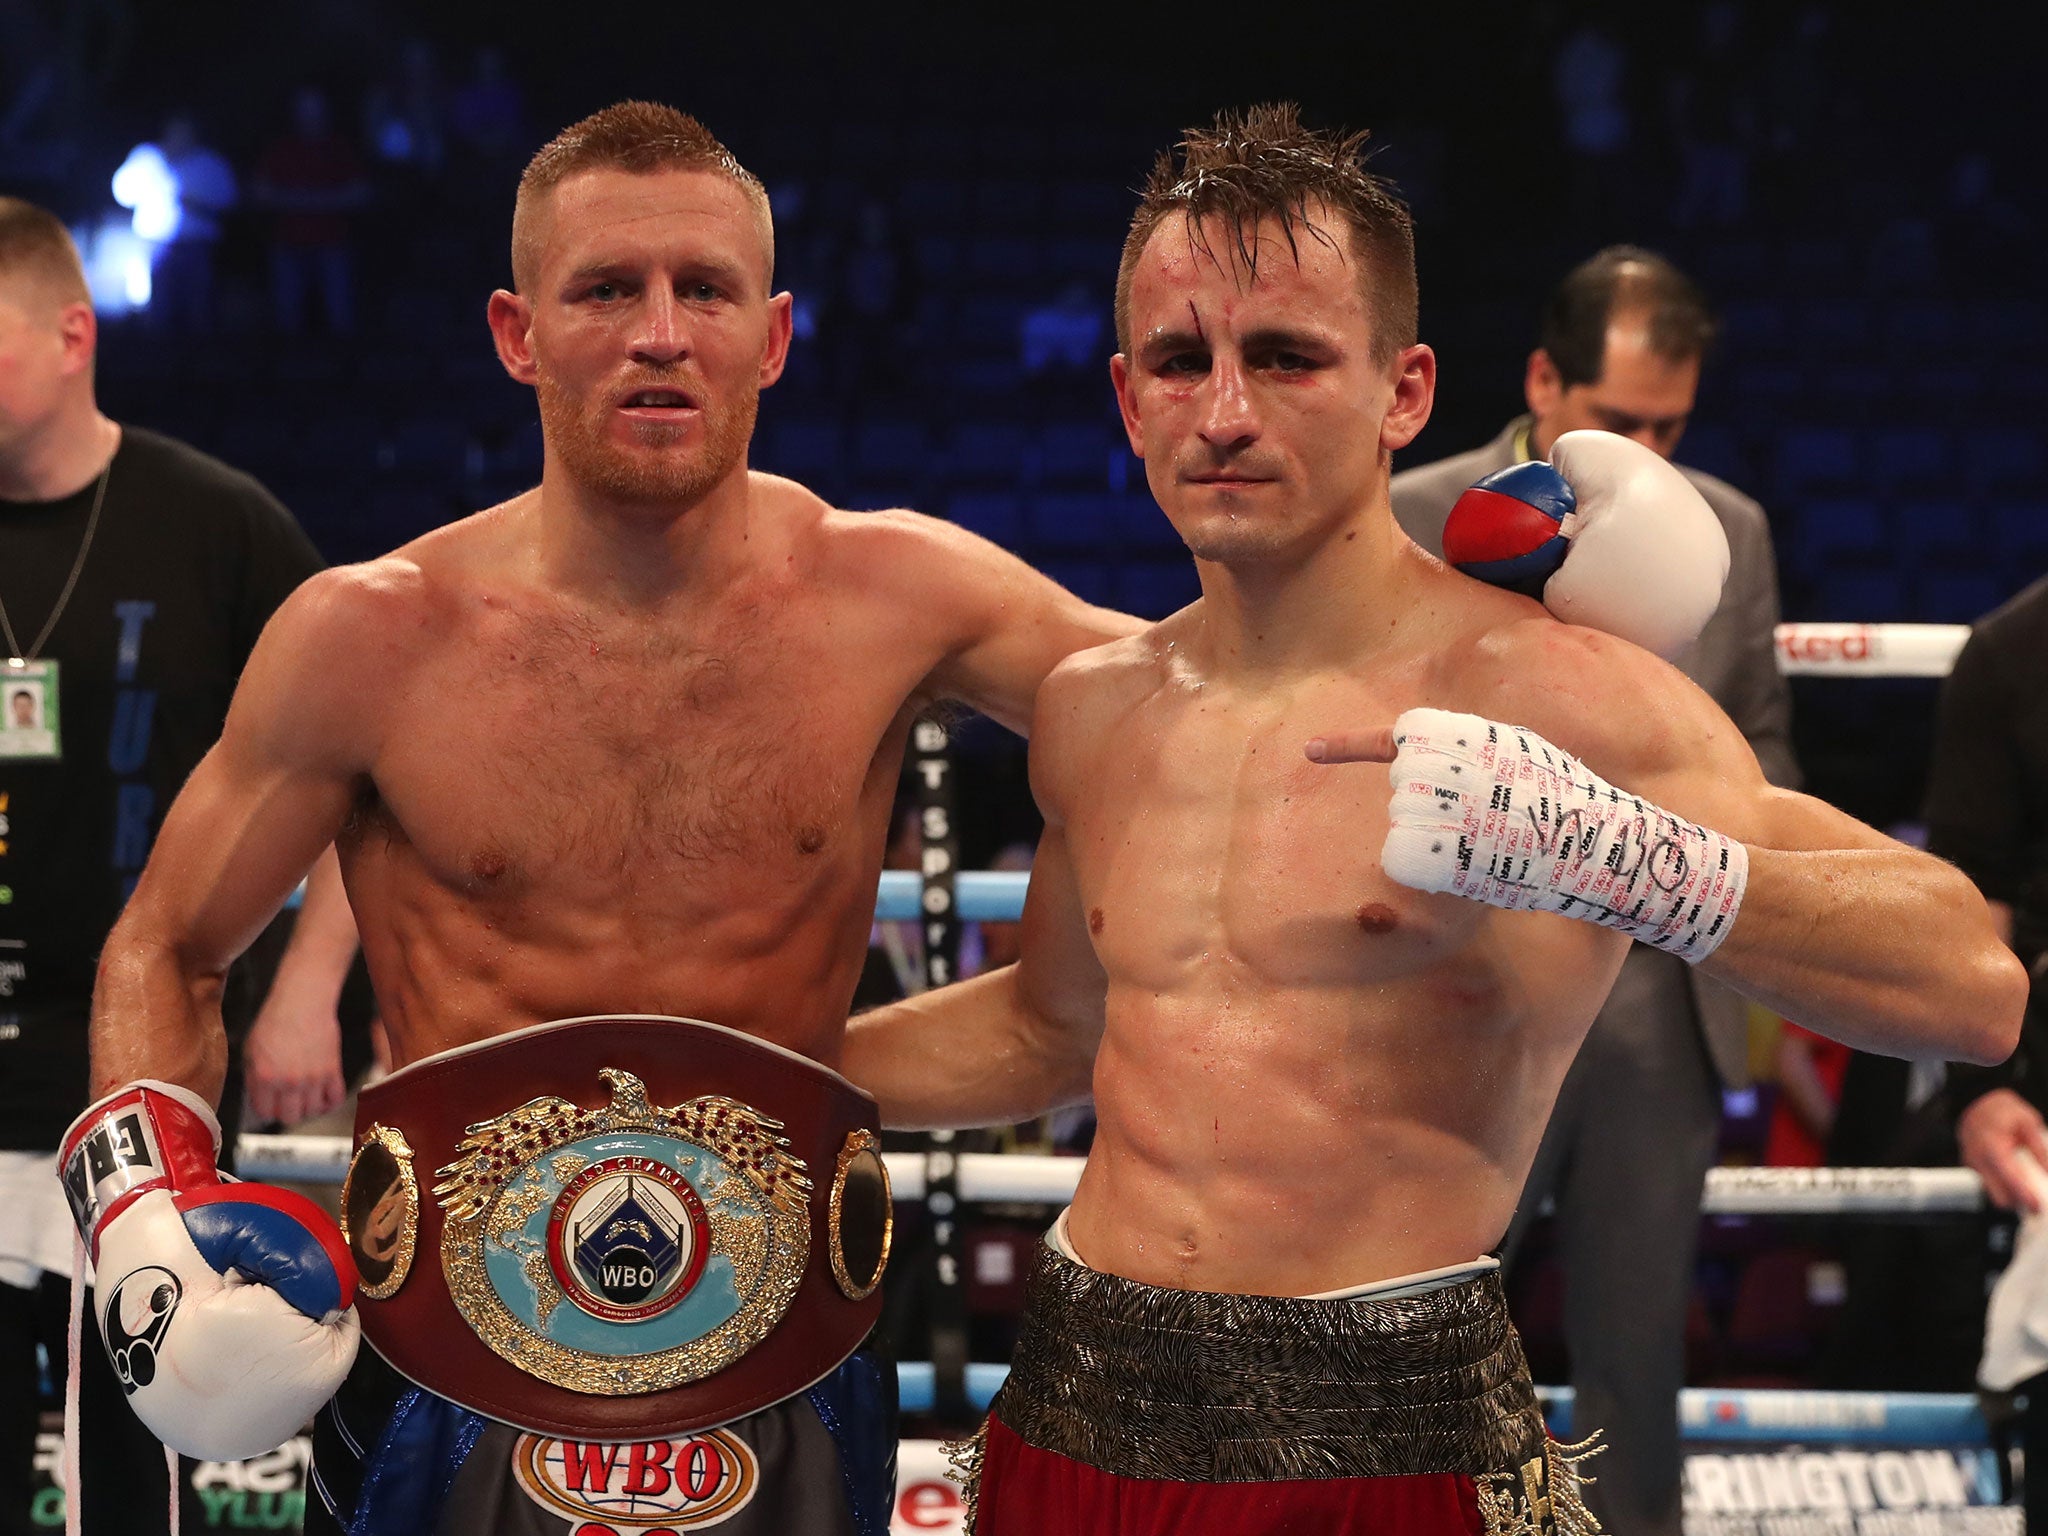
[1383,707,1748,963]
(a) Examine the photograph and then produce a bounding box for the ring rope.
[1773,622,1968,677]
[233,1135,1986,1215]
[890,1366,1990,1446]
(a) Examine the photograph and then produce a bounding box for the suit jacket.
[1389,416,1798,1087]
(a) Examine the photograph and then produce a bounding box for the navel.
[1355,902,1398,935]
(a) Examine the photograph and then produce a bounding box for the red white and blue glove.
[59,1081,359,1461]
[1443,430,1730,660]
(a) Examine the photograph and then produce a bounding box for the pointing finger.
[1305,728,1398,765]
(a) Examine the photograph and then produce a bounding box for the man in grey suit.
[1391,246,1797,1536]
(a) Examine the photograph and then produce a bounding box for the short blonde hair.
[510,101,771,293]
[0,197,90,310]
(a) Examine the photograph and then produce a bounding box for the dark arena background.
[3,2,2044,1532]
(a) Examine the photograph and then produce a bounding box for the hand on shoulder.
[1443,430,1729,660]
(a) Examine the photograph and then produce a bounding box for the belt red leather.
[342,1015,890,1439]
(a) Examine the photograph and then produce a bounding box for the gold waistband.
[995,1241,1546,1482]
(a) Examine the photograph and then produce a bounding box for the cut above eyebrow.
[1138,328,1206,358]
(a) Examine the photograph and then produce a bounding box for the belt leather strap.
[344,1015,890,1439]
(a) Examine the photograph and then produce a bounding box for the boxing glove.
[1442,429,1730,660]
[59,1080,360,1461]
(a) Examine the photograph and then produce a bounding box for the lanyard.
[0,457,111,664]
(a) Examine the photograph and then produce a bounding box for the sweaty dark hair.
[511,100,770,292]
[1540,246,1718,389]
[1115,103,1417,364]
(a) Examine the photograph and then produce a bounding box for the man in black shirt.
[0,196,355,1533]
[1935,574,2048,1215]
[1927,575,2048,977]
[1930,575,2048,1523]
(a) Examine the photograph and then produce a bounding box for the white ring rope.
[235,1136,1985,1215]
[889,1368,1990,1444]
[1772,622,1967,677]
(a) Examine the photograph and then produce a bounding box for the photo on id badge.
[0,661,59,760]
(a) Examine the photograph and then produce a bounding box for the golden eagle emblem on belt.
[433,1067,812,1396]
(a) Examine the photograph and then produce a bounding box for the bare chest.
[357,602,919,902]
[1066,693,1485,988]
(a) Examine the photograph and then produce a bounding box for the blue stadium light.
[112,142,181,243]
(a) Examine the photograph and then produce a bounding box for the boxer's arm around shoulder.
[843,821,1107,1128]
[92,565,394,1105]
[1575,634,2026,1064]
[883,511,1142,734]
[843,660,1113,1125]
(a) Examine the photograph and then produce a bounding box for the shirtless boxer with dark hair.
[845,104,2026,1534]
[63,100,1134,1536]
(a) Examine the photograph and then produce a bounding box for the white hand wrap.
[1383,707,1748,963]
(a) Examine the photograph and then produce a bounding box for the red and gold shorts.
[954,1241,1602,1536]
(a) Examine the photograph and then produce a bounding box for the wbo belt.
[341,1015,891,1440]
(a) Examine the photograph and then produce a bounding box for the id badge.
[0,659,61,761]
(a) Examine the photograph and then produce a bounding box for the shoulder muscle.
[223,557,437,776]
[1028,633,1160,822]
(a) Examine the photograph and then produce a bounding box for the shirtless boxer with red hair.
[63,101,1134,1536]
[846,104,2025,1534]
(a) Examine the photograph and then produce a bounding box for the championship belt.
[341,1015,891,1439]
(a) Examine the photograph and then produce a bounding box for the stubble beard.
[1160,479,1301,567]
[537,373,759,509]
[1176,510,1300,566]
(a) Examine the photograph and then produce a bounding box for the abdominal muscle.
[1066,933,1622,1297]
[345,840,877,1071]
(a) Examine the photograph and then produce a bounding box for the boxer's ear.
[758,291,793,390]
[56,299,99,378]
[1110,353,1144,459]
[1380,343,1435,454]
[488,290,537,386]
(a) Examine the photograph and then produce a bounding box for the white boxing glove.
[1442,429,1730,660]
[1381,707,1748,963]
[59,1081,360,1461]
[1544,431,1730,658]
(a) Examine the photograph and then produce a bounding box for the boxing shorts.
[955,1219,1604,1535]
[308,1015,896,1536]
